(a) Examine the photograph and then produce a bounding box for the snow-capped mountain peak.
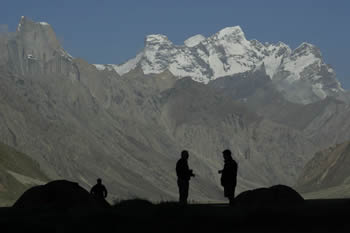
[292,42,322,59]
[17,16,52,32]
[281,43,322,82]
[94,26,343,103]
[184,34,206,47]
[145,34,172,45]
[215,26,245,40]
[39,22,50,26]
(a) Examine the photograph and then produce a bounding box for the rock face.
[13,180,107,210]
[296,141,350,194]
[235,185,304,205]
[95,26,344,104]
[208,68,350,148]
[158,78,317,188]
[0,141,49,206]
[1,16,78,80]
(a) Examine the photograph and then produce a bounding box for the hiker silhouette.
[90,178,108,201]
[176,150,195,205]
[218,149,238,206]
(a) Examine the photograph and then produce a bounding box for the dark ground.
[1,199,350,233]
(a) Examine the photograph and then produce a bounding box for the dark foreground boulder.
[115,199,154,208]
[13,180,110,210]
[235,185,304,206]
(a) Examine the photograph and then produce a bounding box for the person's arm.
[189,169,195,177]
[184,162,193,177]
[104,187,108,198]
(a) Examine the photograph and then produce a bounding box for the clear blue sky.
[2,0,350,88]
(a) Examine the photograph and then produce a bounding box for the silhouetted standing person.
[176,150,195,205]
[219,149,238,206]
[90,178,108,201]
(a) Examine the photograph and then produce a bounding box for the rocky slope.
[95,26,344,104]
[0,17,330,202]
[209,67,350,153]
[0,141,49,206]
[296,140,350,195]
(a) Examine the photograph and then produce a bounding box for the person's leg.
[178,180,187,205]
[229,196,235,206]
[229,186,236,206]
[183,181,189,205]
[177,180,183,203]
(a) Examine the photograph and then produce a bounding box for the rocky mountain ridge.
[95,26,344,104]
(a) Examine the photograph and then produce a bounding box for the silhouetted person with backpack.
[176,150,195,205]
[90,178,108,201]
[219,149,238,206]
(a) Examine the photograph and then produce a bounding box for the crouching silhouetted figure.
[219,150,238,206]
[176,150,195,205]
[90,178,108,201]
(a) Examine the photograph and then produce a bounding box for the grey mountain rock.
[296,140,350,195]
[158,78,317,187]
[1,16,77,80]
[209,67,350,150]
[0,141,49,206]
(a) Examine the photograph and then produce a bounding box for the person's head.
[222,149,233,161]
[97,178,102,184]
[181,150,189,160]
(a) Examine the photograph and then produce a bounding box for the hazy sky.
[2,0,350,88]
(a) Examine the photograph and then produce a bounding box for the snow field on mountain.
[93,25,343,103]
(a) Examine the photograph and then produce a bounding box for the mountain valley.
[0,16,350,204]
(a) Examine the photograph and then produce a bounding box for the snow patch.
[167,51,207,82]
[283,53,320,81]
[299,42,314,48]
[58,48,73,61]
[262,55,282,78]
[146,34,170,44]
[262,43,291,78]
[331,88,340,93]
[216,26,244,40]
[94,64,107,71]
[207,54,224,78]
[184,34,206,47]
[312,83,327,99]
[39,22,49,26]
[94,64,115,72]
[27,54,36,59]
[114,53,143,75]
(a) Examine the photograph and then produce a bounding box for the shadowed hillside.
[296,140,350,197]
[0,142,49,205]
